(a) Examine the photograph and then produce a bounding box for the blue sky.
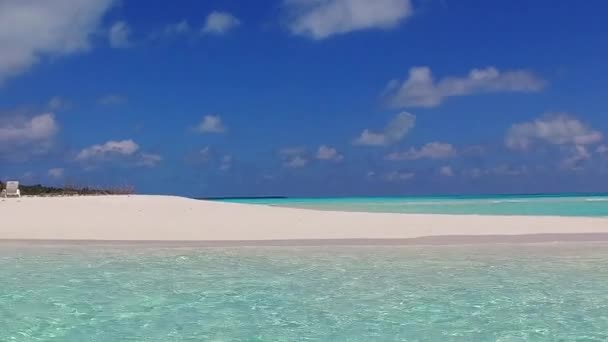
[1,0,607,197]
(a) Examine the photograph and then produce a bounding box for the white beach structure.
[1,181,21,198]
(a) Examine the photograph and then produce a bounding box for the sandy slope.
[1,195,608,243]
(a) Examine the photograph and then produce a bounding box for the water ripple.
[1,244,608,341]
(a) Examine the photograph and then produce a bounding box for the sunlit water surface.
[1,243,608,341]
[219,194,608,217]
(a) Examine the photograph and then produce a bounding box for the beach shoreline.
[2,195,608,245]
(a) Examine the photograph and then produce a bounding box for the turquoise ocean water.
[217,193,608,217]
[2,243,608,341]
[4,194,608,340]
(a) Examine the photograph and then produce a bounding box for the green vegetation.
[0,181,135,196]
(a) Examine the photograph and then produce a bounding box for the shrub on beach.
[0,180,136,196]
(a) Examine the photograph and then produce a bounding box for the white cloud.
[560,145,591,171]
[76,139,139,161]
[0,112,59,161]
[284,155,309,168]
[109,21,131,48]
[279,147,309,168]
[98,94,127,105]
[47,96,72,111]
[597,145,608,155]
[439,165,453,177]
[492,164,529,176]
[164,20,191,36]
[386,142,455,161]
[462,145,486,157]
[136,153,162,167]
[316,145,344,161]
[284,0,412,40]
[148,20,191,41]
[0,0,115,84]
[465,165,529,178]
[191,148,232,170]
[202,11,240,35]
[354,112,415,146]
[76,140,161,167]
[0,113,59,145]
[384,66,546,108]
[220,154,233,171]
[198,146,212,162]
[48,168,65,178]
[384,171,415,182]
[279,146,307,157]
[195,115,226,133]
[506,113,603,150]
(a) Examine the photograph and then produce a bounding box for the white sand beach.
[1,195,608,244]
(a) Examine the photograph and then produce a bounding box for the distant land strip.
[198,196,288,200]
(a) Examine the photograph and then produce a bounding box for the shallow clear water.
[219,194,608,217]
[2,243,608,341]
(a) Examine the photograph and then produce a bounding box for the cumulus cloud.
[384,66,546,108]
[0,0,115,85]
[164,20,191,36]
[194,115,226,133]
[493,165,529,176]
[506,113,603,150]
[0,113,59,145]
[109,21,131,48]
[76,139,139,161]
[560,145,592,171]
[284,0,412,40]
[76,139,161,167]
[316,145,344,161]
[202,11,240,35]
[284,155,309,168]
[279,147,309,168]
[48,168,65,178]
[386,142,455,161]
[47,96,72,111]
[0,112,59,161]
[439,165,453,177]
[136,153,163,167]
[462,145,486,157]
[147,20,191,41]
[354,112,415,146]
[279,146,307,157]
[98,94,127,106]
[220,155,233,171]
[188,147,232,170]
[197,146,213,162]
[384,171,415,182]
[465,165,529,178]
